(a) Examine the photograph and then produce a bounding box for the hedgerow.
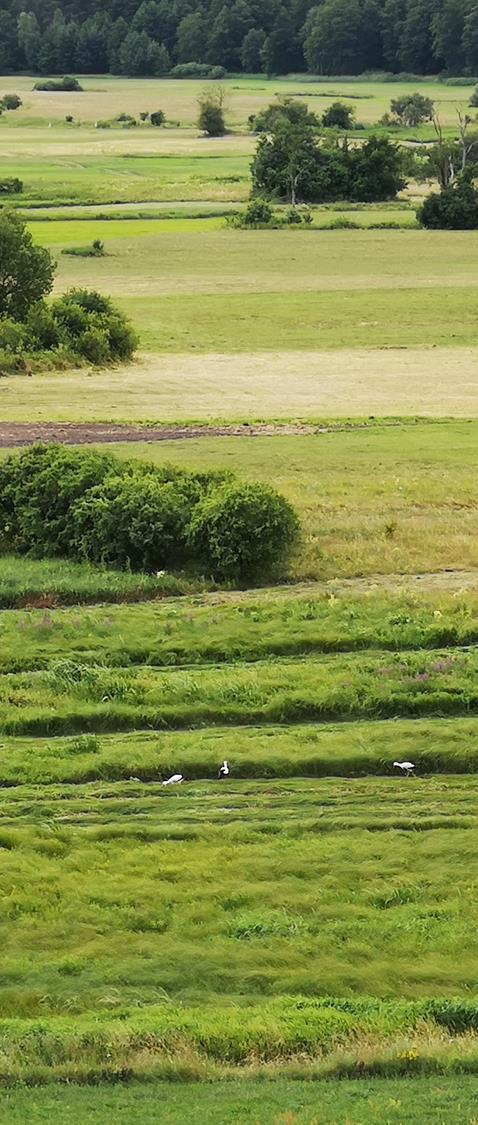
[0,445,299,584]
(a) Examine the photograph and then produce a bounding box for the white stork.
[162,773,183,786]
[218,760,230,779]
[393,761,415,777]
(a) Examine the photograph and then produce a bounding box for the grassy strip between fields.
[0,589,477,673]
[2,648,478,735]
[0,998,478,1085]
[0,1075,476,1125]
[0,556,192,608]
[2,717,478,785]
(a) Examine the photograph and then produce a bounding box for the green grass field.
[1,75,478,1120]
[1,1075,478,1124]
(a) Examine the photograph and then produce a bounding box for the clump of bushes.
[418,174,478,229]
[250,98,319,134]
[0,178,22,195]
[0,211,135,369]
[1,94,22,111]
[322,101,355,129]
[170,63,226,79]
[33,76,83,92]
[62,240,105,258]
[0,445,300,584]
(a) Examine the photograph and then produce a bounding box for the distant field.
[0,74,471,128]
[37,227,478,297]
[0,74,470,210]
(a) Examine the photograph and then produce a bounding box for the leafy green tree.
[303,0,383,74]
[418,174,478,229]
[390,92,434,126]
[0,211,55,322]
[398,0,437,71]
[198,86,226,135]
[251,119,322,203]
[322,102,355,128]
[188,481,300,583]
[115,31,170,75]
[381,0,406,70]
[252,121,405,202]
[347,135,406,200]
[252,97,318,132]
[261,7,301,75]
[240,28,266,71]
[177,12,207,62]
[432,0,468,74]
[0,11,21,72]
[462,6,478,72]
[131,1,162,37]
[207,2,253,70]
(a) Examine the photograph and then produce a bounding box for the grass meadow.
[1,76,478,1119]
[2,1076,478,1124]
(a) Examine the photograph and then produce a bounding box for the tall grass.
[0,556,191,608]
[2,589,478,673]
[2,716,478,785]
[0,785,477,1013]
[1,648,478,735]
[0,998,476,1083]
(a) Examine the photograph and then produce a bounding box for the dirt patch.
[0,421,320,447]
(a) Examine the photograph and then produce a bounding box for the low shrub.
[170,63,226,78]
[188,481,300,582]
[1,94,22,111]
[0,446,299,583]
[234,198,274,227]
[62,240,105,258]
[33,76,82,92]
[418,176,478,229]
[0,178,22,195]
[50,288,137,362]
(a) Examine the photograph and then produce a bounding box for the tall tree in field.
[0,211,55,321]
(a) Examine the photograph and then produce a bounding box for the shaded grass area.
[0,781,478,1013]
[0,556,191,608]
[2,587,478,674]
[1,1075,478,1125]
[3,646,478,735]
[2,715,478,785]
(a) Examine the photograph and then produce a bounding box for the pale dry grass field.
[1,347,478,422]
[0,75,471,127]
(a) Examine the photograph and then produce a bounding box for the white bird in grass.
[162,773,183,786]
[393,761,415,777]
[218,760,230,779]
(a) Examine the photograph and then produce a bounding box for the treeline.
[0,0,478,77]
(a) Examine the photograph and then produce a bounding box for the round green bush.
[70,473,197,570]
[0,446,300,584]
[188,482,300,583]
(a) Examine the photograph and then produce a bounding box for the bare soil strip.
[0,421,321,447]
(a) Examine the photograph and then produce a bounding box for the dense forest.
[0,0,477,78]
